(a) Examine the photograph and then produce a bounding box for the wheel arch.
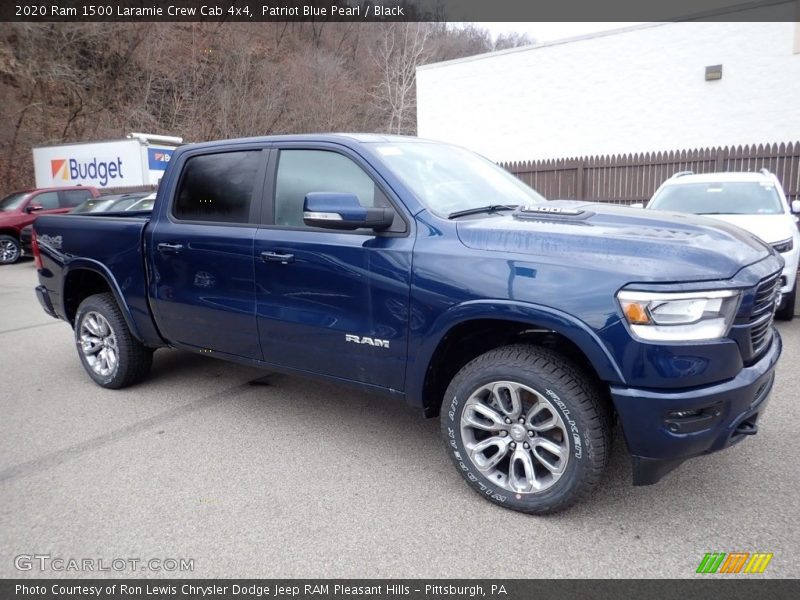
[0,227,21,239]
[62,261,143,341]
[409,300,624,417]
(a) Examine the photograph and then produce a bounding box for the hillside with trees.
[0,22,533,191]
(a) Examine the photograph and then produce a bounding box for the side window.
[34,192,60,209]
[60,190,91,208]
[173,151,262,223]
[274,150,390,229]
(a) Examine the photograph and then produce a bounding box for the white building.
[416,21,800,162]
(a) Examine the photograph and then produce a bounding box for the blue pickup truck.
[33,135,783,514]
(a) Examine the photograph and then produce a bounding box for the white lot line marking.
[0,381,253,484]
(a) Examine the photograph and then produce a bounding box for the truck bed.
[33,212,162,345]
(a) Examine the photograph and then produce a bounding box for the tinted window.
[31,192,61,210]
[0,192,29,212]
[61,189,92,208]
[34,192,60,210]
[274,150,389,228]
[174,151,262,223]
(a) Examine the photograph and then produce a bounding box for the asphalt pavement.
[1,258,798,578]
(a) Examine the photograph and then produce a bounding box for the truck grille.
[748,272,781,358]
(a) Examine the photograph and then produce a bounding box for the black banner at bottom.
[2,579,799,600]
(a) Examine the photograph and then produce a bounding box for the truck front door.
[148,147,267,361]
[254,146,413,391]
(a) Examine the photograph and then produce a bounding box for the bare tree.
[494,32,536,51]
[371,23,431,135]
[0,21,527,191]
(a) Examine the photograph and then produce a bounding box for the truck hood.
[456,201,773,281]
[693,213,797,245]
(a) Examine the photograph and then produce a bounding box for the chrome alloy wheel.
[78,311,119,377]
[0,239,19,263]
[460,381,570,494]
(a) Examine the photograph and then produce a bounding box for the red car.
[0,186,99,264]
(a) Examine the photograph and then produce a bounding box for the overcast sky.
[474,22,647,44]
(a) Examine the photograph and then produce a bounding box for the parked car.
[0,186,99,264]
[71,192,150,214]
[638,170,799,320]
[124,193,157,212]
[33,135,783,514]
[20,192,150,255]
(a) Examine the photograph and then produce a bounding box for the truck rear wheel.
[441,344,611,514]
[74,293,153,389]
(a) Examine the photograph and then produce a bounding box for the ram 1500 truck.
[33,135,783,514]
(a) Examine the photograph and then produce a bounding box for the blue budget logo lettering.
[67,157,124,186]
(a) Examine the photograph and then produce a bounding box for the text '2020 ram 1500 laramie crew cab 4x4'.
[32,135,783,514]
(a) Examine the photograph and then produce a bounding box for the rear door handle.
[157,242,184,254]
[260,251,295,264]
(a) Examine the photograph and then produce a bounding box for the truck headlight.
[617,289,741,341]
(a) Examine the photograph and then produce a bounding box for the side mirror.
[303,192,394,231]
[630,203,644,209]
[26,203,44,213]
[791,200,800,214]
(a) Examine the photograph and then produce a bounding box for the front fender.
[405,299,625,408]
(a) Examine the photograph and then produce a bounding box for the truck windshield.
[650,182,784,215]
[375,142,546,216]
[0,192,29,212]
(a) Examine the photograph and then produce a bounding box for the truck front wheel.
[74,293,153,389]
[441,344,611,514]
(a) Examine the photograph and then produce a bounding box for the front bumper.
[610,328,781,485]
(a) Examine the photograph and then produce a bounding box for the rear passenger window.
[61,190,91,208]
[173,151,262,223]
[274,150,390,228]
[33,192,60,209]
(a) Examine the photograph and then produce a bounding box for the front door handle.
[260,251,295,264]
[157,242,184,254]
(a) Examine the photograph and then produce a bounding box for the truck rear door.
[148,146,268,360]
[253,144,413,391]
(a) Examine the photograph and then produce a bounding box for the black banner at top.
[1,0,798,22]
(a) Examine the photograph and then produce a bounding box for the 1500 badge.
[345,334,390,348]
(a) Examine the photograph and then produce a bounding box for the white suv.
[643,170,800,320]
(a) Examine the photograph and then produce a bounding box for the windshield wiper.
[447,204,518,219]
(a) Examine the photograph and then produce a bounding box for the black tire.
[441,344,611,514]
[74,293,153,389]
[775,287,795,321]
[0,234,21,264]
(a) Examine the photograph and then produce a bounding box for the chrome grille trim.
[748,272,781,359]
